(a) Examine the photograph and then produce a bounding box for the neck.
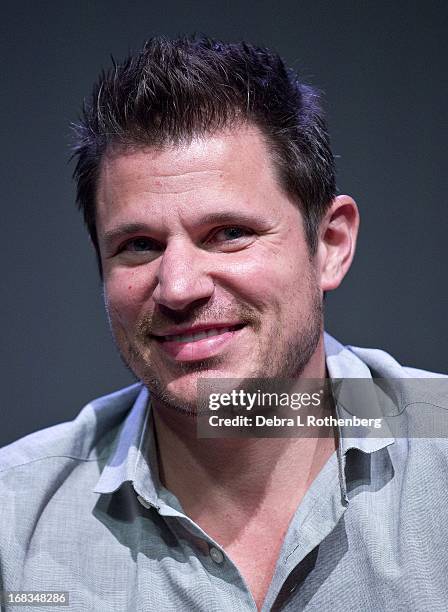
[150,337,335,531]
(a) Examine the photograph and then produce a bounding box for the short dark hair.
[72,35,336,274]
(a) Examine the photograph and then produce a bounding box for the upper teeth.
[164,327,234,343]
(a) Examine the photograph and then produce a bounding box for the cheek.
[219,254,293,305]
[224,250,309,312]
[104,271,154,325]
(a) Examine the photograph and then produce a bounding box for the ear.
[316,195,360,291]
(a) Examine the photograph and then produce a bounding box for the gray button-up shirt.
[1,333,448,611]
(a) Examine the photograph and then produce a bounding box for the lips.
[156,324,243,343]
[151,324,246,361]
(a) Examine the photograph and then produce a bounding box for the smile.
[158,325,241,343]
[152,324,245,361]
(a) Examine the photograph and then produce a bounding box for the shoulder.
[346,343,447,379]
[325,333,448,440]
[401,366,447,378]
[345,341,448,413]
[0,382,143,474]
[345,342,448,463]
[324,332,447,380]
[0,382,145,588]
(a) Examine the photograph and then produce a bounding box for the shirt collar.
[324,332,395,455]
[93,385,160,507]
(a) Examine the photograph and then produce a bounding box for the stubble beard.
[108,285,323,418]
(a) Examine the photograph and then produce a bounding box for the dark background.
[1,0,447,447]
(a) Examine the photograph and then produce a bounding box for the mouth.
[151,323,246,361]
[155,324,245,343]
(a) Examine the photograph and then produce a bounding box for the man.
[0,35,447,611]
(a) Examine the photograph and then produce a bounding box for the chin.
[147,366,242,414]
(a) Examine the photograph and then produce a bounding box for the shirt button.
[209,546,224,564]
[137,495,151,509]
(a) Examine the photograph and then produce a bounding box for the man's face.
[96,126,324,412]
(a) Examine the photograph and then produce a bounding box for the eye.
[214,227,251,241]
[115,236,163,263]
[205,226,255,250]
[121,237,159,252]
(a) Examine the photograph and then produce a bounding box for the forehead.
[95,125,291,230]
[99,125,276,185]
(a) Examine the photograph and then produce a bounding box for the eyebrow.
[101,211,266,247]
[192,211,264,226]
[102,223,152,248]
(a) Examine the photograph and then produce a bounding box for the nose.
[152,239,215,310]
